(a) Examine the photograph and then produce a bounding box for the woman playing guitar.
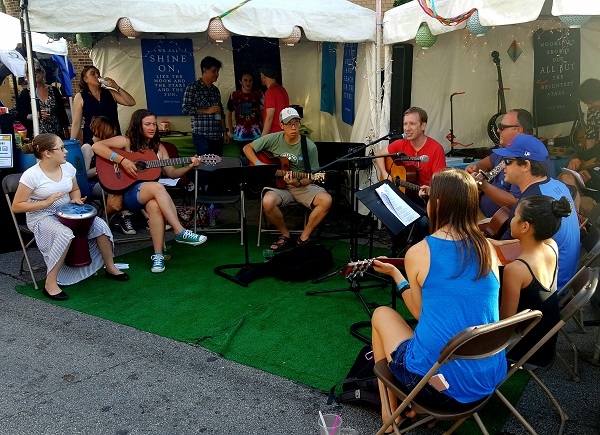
[93,109,207,274]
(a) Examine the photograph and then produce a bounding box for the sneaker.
[120,212,137,235]
[150,253,165,273]
[146,219,172,231]
[175,229,207,246]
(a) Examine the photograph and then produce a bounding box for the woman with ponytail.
[500,195,572,366]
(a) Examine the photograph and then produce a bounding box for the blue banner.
[141,39,195,116]
[320,42,337,115]
[342,43,357,125]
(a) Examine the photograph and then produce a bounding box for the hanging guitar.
[251,150,326,189]
[96,149,221,193]
[380,157,420,195]
[487,51,508,144]
[569,94,587,152]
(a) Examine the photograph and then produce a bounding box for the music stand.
[208,164,278,287]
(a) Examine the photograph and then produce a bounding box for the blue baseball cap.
[492,134,548,162]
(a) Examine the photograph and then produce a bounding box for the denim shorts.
[388,340,463,410]
[123,182,145,213]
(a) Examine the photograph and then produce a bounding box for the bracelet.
[297,178,302,187]
[119,157,126,165]
[396,280,410,297]
[109,152,117,162]
[116,87,121,93]
[255,161,262,166]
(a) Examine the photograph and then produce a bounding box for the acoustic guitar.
[487,51,507,144]
[380,157,420,194]
[473,162,504,186]
[251,150,325,189]
[478,205,511,239]
[97,149,221,193]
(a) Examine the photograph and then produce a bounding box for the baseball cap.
[492,134,548,162]
[279,107,301,124]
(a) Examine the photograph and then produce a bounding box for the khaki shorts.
[264,184,326,209]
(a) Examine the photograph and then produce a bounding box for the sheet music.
[560,168,598,191]
[375,183,420,226]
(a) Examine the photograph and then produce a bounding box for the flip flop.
[270,236,291,252]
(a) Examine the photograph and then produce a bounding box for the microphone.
[393,154,429,163]
[389,132,408,140]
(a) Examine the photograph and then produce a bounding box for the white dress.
[19,162,113,285]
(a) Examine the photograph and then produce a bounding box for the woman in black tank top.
[500,195,572,366]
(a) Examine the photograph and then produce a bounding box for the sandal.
[270,235,291,252]
[297,236,312,247]
[384,408,418,434]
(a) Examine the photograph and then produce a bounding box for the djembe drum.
[56,203,97,267]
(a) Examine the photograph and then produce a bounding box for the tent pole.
[375,0,382,138]
[64,55,74,122]
[21,1,39,136]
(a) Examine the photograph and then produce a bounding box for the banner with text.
[141,39,196,116]
[533,29,580,126]
[342,43,357,125]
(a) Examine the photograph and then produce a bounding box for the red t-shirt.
[264,83,290,133]
[387,137,446,186]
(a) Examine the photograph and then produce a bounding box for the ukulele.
[97,149,221,193]
[478,206,510,239]
[342,258,405,280]
[487,51,507,144]
[251,150,325,189]
[380,157,420,194]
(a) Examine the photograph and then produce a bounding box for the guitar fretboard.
[144,157,192,168]
[274,170,316,179]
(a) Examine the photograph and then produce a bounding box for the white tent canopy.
[383,0,600,45]
[0,12,67,54]
[23,0,379,143]
[26,0,376,43]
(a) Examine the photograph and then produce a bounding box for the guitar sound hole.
[136,162,147,170]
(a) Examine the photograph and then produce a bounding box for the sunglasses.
[498,124,520,131]
[503,158,516,166]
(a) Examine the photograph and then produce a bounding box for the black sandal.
[297,236,312,247]
[270,236,291,252]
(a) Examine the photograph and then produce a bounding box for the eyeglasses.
[503,158,516,166]
[50,146,66,152]
[283,122,301,128]
[498,124,520,131]
[34,68,43,73]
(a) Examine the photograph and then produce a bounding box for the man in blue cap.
[492,134,579,290]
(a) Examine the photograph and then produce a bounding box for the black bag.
[328,345,381,408]
[267,243,334,282]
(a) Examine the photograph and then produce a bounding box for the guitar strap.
[300,135,311,173]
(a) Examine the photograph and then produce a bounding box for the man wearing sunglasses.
[492,135,579,290]
[466,109,533,217]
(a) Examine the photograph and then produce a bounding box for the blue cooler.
[63,139,90,199]
[16,146,37,172]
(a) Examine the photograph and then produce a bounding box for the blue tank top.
[80,88,120,144]
[405,236,506,403]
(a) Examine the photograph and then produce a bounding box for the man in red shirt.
[375,107,446,255]
[260,66,290,136]
[375,107,446,187]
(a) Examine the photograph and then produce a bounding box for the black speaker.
[389,44,413,135]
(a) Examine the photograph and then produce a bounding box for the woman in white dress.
[12,133,129,301]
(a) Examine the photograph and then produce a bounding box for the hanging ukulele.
[487,51,508,144]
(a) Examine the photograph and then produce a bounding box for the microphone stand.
[308,137,394,316]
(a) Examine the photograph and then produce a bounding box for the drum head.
[56,203,97,220]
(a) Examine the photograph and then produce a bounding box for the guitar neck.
[144,157,192,168]
[274,169,316,179]
[395,179,420,192]
[496,64,506,114]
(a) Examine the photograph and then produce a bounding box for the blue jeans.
[388,340,463,410]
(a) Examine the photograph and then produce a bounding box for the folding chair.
[373,309,542,435]
[495,267,599,435]
[256,187,308,246]
[194,157,245,245]
[3,173,40,290]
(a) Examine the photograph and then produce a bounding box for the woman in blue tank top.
[371,168,503,430]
